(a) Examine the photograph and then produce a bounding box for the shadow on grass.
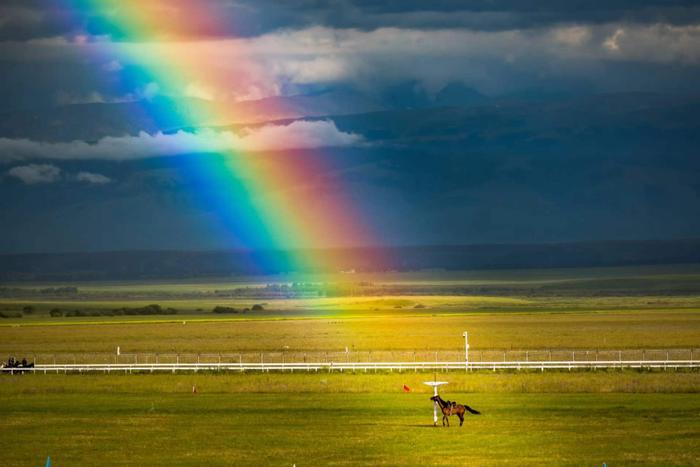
[405,424,447,428]
[352,422,445,428]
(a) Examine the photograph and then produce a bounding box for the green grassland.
[1,373,699,466]
[4,263,700,295]
[1,266,699,465]
[1,265,699,354]
[1,310,699,355]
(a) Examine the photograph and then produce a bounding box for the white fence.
[12,348,700,366]
[3,348,699,374]
[2,359,699,374]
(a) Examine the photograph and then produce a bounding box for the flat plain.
[1,265,699,465]
[1,374,699,466]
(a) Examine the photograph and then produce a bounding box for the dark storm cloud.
[256,0,700,33]
[2,0,700,41]
[1,1,700,254]
[0,2,77,41]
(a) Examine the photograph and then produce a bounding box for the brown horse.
[430,395,480,426]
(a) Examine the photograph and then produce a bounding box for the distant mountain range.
[2,88,699,256]
[1,239,698,281]
[2,88,697,150]
[0,88,386,141]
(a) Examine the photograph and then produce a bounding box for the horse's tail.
[464,405,480,415]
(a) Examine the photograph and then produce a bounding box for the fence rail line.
[9,348,700,365]
[2,359,699,374]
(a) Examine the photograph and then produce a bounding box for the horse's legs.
[459,413,464,426]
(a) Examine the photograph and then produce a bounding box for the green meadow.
[1,310,699,356]
[1,265,700,354]
[1,266,699,465]
[1,373,699,466]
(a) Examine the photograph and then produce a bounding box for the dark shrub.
[251,304,264,311]
[0,311,22,318]
[115,304,176,315]
[65,309,88,317]
[49,308,63,317]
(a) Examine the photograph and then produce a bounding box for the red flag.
[403,384,411,392]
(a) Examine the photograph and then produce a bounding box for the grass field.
[1,266,699,465]
[2,310,700,355]
[1,266,699,356]
[1,269,700,354]
[4,264,700,296]
[1,373,699,466]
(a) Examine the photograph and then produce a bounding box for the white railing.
[2,359,699,374]
[12,348,700,367]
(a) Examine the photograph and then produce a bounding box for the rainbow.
[65,0,377,272]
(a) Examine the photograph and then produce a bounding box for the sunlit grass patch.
[0,373,698,465]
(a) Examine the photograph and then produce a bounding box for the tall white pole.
[463,332,469,369]
[424,381,448,427]
[433,386,439,425]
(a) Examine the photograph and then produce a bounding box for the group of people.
[1,356,34,371]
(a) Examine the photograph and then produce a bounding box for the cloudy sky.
[1,0,699,253]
